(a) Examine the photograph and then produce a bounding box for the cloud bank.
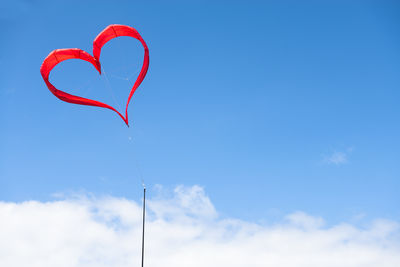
[1,185,399,267]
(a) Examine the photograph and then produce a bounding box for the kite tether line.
[101,65,123,114]
[141,183,146,267]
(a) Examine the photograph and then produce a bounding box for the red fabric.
[40,24,149,126]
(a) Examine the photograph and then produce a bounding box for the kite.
[40,24,149,126]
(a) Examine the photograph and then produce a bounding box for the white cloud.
[0,185,399,267]
[325,151,348,164]
[323,147,354,165]
[285,211,325,229]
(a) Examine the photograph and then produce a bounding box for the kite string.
[101,65,123,113]
[107,38,144,81]
[108,68,141,81]
[141,182,146,267]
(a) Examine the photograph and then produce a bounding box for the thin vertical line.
[141,186,146,267]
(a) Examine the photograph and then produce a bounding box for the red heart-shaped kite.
[40,24,149,126]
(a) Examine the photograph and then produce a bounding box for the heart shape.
[40,24,149,126]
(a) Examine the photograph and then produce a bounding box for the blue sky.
[1,0,399,225]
